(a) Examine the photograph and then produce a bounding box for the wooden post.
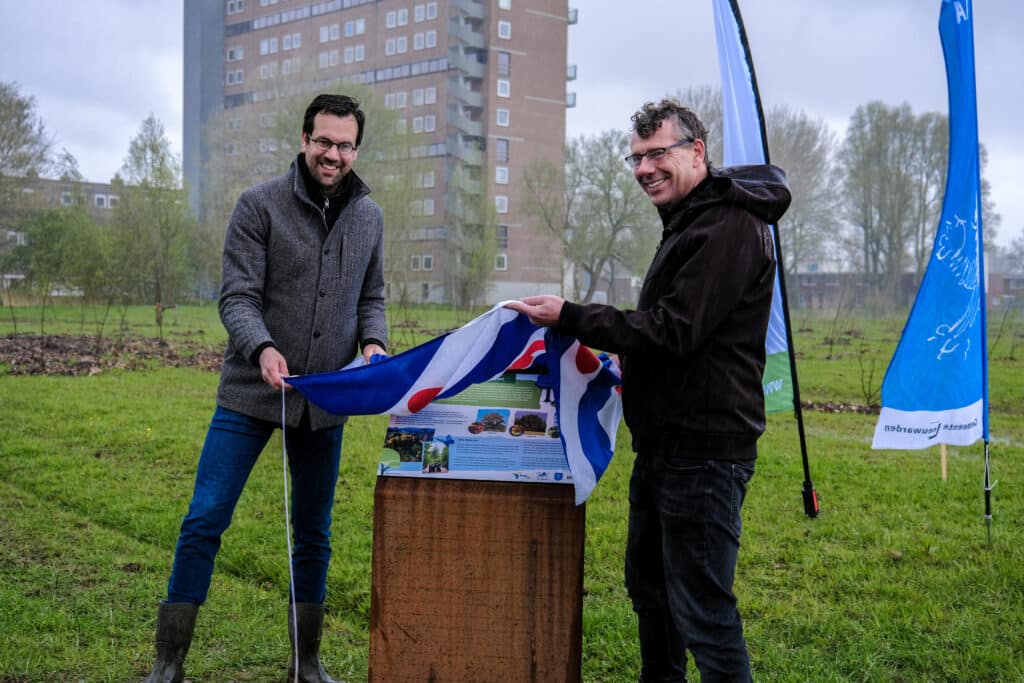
[369,477,585,683]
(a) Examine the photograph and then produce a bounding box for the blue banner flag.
[872,0,988,450]
[712,0,793,413]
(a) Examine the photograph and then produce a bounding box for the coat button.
[313,330,321,339]
[319,290,326,297]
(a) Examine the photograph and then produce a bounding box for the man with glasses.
[507,99,790,681]
[142,94,386,683]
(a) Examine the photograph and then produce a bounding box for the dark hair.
[303,94,365,147]
[631,99,712,167]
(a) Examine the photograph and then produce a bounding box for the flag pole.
[726,0,818,518]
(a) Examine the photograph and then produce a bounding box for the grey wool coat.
[216,157,387,429]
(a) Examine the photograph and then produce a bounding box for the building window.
[426,2,437,19]
[319,51,329,68]
[498,20,511,39]
[386,10,397,28]
[95,195,107,209]
[499,0,511,8]
[425,86,436,104]
[226,69,244,84]
[496,109,510,127]
[495,253,508,271]
[495,166,509,185]
[495,195,508,214]
[386,38,396,56]
[497,51,510,76]
[422,198,435,215]
[417,170,435,188]
[411,254,421,271]
[413,32,425,50]
[355,44,365,61]
[414,4,425,22]
[496,224,508,249]
[60,191,74,206]
[345,18,365,37]
[108,195,119,208]
[422,254,433,270]
[397,35,408,53]
[330,24,340,40]
[319,25,330,42]
[413,116,424,133]
[497,79,510,98]
[397,8,409,25]
[425,30,436,48]
[227,0,245,15]
[424,114,435,132]
[227,46,244,61]
[494,138,509,163]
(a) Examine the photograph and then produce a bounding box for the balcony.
[447,74,483,108]
[566,64,577,81]
[566,92,577,108]
[446,134,484,166]
[450,0,485,20]
[447,105,484,137]
[447,48,486,80]
[448,17,485,50]
[568,7,578,25]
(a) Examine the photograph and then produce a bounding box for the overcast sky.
[1,0,1020,245]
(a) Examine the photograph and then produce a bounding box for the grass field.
[1,304,1022,681]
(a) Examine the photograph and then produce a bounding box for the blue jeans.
[167,406,344,605]
[626,455,755,683]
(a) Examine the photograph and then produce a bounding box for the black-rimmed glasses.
[624,139,694,169]
[308,136,356,155]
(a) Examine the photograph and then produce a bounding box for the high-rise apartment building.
[183,0,576,305]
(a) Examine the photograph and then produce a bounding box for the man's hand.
[362,342,386,364]
[259,346,290,391]
[504,295,565,327]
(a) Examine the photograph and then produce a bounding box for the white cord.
[282,383,299,683]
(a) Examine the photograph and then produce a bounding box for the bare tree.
[522,131,656,304]
[111,115,196,336]
[764,106,841,276]
[0,81,52,181]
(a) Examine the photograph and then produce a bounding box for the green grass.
[1,306,1023,681]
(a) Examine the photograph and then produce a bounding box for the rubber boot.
[142,601,199,683]
[286,603,343,683]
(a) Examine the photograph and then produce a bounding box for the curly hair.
[630,99,712,167]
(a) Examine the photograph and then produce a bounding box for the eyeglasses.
[308,136,356,155]
[624,139,694,169]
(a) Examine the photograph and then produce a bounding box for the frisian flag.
[712,0,793,414]
[872,0,988,453]
[285,305,623,505]
[713,0,819,517]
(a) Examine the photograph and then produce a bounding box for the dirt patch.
[0,334,223,376]
[801,400,880,414]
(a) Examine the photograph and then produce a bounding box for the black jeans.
[626,455,754,682]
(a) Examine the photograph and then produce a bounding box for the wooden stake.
[940,443,948,481]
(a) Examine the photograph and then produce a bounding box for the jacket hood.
[659,163,791,228]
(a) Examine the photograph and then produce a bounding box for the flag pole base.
[802,481,819,519]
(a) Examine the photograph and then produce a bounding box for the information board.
[377,372,574,486]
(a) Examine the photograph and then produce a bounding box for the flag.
[285,305,622,504]
[872,0,988,450]
[712,0,794,413]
